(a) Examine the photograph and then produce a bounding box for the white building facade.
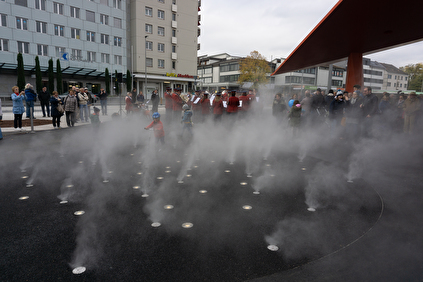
[130,0,200,100]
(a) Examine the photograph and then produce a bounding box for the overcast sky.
[198,0,423,68]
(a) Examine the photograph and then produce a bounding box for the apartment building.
[197,54,408,95]
[130,0,199,99]
[0,0,200,98]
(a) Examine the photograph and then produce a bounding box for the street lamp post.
[144,35,148,100]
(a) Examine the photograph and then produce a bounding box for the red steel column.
[345,53,363,93]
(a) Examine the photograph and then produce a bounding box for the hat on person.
[93,107,100,113]
[216,92,222,96]
[336,90,343,97]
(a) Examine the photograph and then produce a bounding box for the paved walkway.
[0,104,165,134]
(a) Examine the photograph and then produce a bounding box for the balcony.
[172,21,177,28]
[197,43,200,50]
[172,53,178,60]
[172,4,177,12]
[172,37,177,44]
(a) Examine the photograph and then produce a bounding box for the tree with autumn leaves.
[400,63,423,91]
[238,51,271,89]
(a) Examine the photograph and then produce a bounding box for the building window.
[158,59,165,68]
[35,0,46,10]
[387,82,391,87]
[394,83,397,87]
[0,39,9,51]
[15,0,27,6]
[220,63,239,72]
[146,41,152,50]
[158,0,164,3]
[172,29,176,37]
[145,24,152,34]
[158,26,165,36]
[332,80,343,87]
[86,31,95,42]
[101,34,109,44]
[405,77,408,81]
[87,51,96,62]
[72,49,82,60]
[100,14,109,25]
[172,61,176,69]
[114,36,122,47]
[146,58,153,67]
[16,17,28,30]
[1,14,6,27]
[158,10,165,19]
[158,43,165,52]
[400,83,402,87]
[404,84,407,88]
[113,0,121,9]
[145,7,152,16]
[36,21,47,33]
[101,53,109,63]
[37,44,48,56]
[220,74,239,83]
[70,7,80,18]
[17,41,29,54]
[100,0,108,5]
[55,47,65,57]
[114,55,122,65]
[86,11,95,22]
[114,17,122,28]
[54,25,64,36]
[387,74,392,79]
[172,45,176,53]
[71,28,81,39]
[53,2,63,15]
[172,13,176,21]
[172,0,176,4]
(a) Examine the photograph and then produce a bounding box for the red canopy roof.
[272,0,423,75]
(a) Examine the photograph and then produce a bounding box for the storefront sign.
[166,73,194,79]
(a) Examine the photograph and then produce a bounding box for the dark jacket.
[272,98,287,117]
[50,96,63,117]
[362,93,379,117]
[39,90,50,103]
[329,99,345,119]
[99,91,108,101]
[312,94,326,109]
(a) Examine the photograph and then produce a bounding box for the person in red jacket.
[238,91,250,118]
[200,92,211,122]
[212,92,224,122]
[222,90,229,102]
[144,112,165,145]
[191,90,202,123]
[164,87,173,124]
[172,88,184,123]
[226,90,240,116]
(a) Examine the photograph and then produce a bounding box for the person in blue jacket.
[11,86,26,131]
[24,83,37,119]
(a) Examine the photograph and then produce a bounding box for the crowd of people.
[4,83,422,142]
[272,85,422,138]
[8,84,105,131]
